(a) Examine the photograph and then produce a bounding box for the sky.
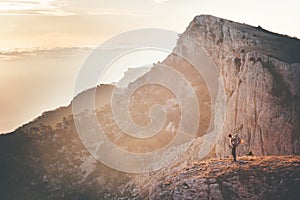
[0,0,300,133]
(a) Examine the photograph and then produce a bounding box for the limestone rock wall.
[177,15,300,156]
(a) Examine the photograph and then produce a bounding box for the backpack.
[231,133,241,147]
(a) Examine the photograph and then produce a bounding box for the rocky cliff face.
[169,15,300,157]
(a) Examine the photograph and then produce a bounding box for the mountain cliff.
[169,15,300,156]
[1,15,300,199]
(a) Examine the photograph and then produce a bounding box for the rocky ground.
[149,156,300,200]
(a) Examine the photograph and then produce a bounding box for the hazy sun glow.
[0,0,71,16]
[0,0,53,10]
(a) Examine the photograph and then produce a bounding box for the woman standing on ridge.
[228,133,241,161]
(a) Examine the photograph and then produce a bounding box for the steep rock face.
[174,15,300,156]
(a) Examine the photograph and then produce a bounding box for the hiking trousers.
[232,146,237,161]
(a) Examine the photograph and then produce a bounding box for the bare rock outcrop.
[169,15,300,157]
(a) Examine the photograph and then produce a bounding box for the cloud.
[153,0,170,3]
[87,11,150,17]
[0,0,75,16]
[0,46,94,61]
[0,44,148,61]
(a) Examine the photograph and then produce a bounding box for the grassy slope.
[150,156,300,199]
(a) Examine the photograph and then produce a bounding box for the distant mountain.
[16,84,114,132]
[1,15,300,199]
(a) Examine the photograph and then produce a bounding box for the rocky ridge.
[149,156,300,200]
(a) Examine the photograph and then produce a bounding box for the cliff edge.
[173,15,300,156]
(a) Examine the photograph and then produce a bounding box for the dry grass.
[150,156,300,199]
